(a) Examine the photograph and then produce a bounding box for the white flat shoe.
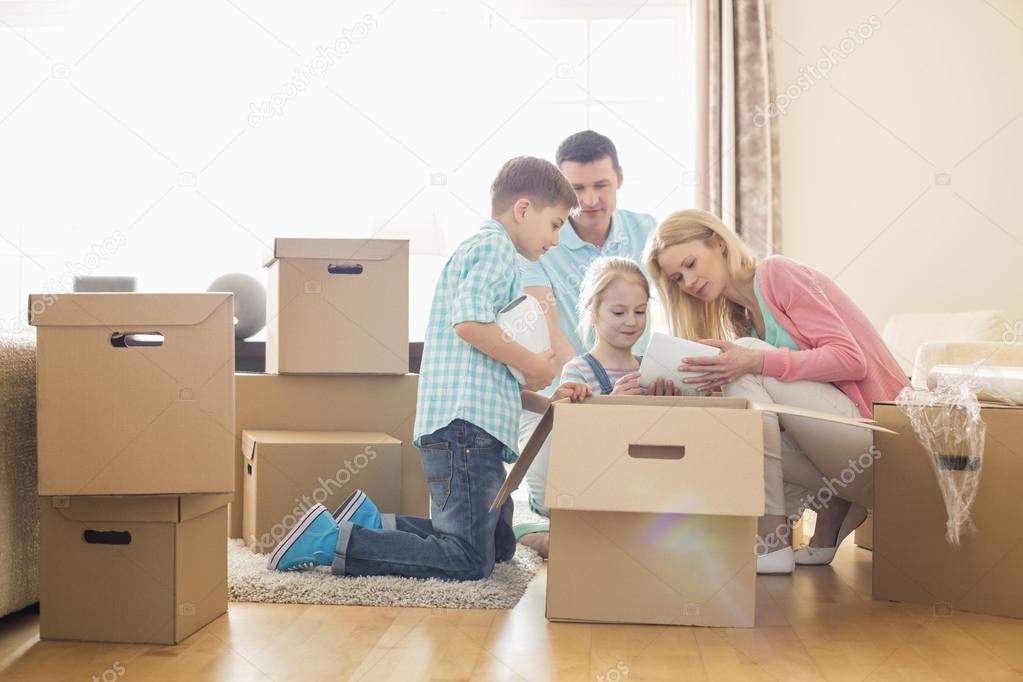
[794,503,868,566]
[757,546,795,574]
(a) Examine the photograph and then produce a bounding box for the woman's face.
[656,238,729,302]
[593,276,648,350]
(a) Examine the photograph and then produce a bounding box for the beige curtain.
[695,0,782,257]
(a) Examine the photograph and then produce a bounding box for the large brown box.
[232,373,427,538]
[264,238,409,375]
[29,293,235,496]
[872,402,1023,619]
[40,494,229,644]
[242,430,402,553]
[494,396,889,627]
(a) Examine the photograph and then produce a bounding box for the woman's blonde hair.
[645,209,758,341]
[576,256,650,348]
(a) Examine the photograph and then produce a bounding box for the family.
[266,131,908,579]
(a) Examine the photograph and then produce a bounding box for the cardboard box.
[493,396,890,627]
[873,402,1023,619]
[242,430,402,552]
[29,293,235,496]
[265,238,409,375]
[855,510,873,550]
[40,494,229,644]
[232,373,427,538]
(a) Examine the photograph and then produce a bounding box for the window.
[0,1,694,340]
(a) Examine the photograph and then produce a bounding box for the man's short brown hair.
[490,156,579,215]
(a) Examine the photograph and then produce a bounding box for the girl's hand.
[552,381,592,402]
[647,376,681,396]
[679,339,764,392]
[611,372,643,396]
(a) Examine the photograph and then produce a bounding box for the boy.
[267,156,589,580]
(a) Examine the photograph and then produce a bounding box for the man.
[515,131,659,556]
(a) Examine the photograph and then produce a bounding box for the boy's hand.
[552,381,591,402]
[611,372,643,396]
[519,349,557,391]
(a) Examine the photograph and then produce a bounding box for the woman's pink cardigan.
[755,256,908,418]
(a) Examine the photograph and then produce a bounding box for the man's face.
[559,156,623,233]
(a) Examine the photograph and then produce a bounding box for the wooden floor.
[3,542,1023,682]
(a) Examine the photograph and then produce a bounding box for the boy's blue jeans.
[331,419,517,580]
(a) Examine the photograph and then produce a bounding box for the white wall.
[770,0,1023,336]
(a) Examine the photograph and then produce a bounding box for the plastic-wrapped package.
[896,365,989,545]
[926,363,1023,405]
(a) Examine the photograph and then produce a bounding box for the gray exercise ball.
[208,273,267,340]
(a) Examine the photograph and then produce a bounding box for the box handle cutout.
[83,530,132,545]
[628,444,685,460]
[247,463,253,475]
[111,332,164,347]
[327,263,364,275]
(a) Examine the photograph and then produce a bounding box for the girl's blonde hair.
[644,209,758,341]
[576,256,650,347]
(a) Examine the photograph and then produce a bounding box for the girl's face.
[655,238,728,302]
[593,276,648,350]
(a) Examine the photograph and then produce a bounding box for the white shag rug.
[228,539,542,609]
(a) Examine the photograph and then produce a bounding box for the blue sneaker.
[266,504,339,571]
[332,490,382,529]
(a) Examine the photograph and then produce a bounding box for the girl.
[515,256,678,557]
[645,209,907,574]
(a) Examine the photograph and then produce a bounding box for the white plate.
[638,332,721,395]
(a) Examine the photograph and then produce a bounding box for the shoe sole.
[333,490,367,525]
[266,504,327,571]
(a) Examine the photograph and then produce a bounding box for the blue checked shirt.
[518,208,657,394]
[414,219,524,462]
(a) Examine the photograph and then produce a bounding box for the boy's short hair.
[555,130,621,170]
[491,156,579,215]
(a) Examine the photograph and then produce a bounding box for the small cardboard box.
[40,494,229,644]
[493,396,890,627]
[265,238,409,375]
[872,402,1023,619]
[232,373,427,538]
[242,430,402,553]
[29,293,235,496]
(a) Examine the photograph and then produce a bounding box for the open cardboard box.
[872,400,1023,619]
[30,293,235,496]
[493,395,893,627]
[265,238,409,375]
[242,429,402,553]
[40,494,229,645]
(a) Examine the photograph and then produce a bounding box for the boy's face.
[559,156,623,233]
[510,200,569,261]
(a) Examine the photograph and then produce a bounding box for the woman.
[645,209,907,574]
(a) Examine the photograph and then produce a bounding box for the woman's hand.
[679,339,764,392]
[647,376,681,396]
[552,381,592,402]
[611,372,643,395]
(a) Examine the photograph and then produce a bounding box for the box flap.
[46,494,229,523]
[28,293,232,328]
[749,401,897,434]
[264,238,408,266]
[490,407,553,512]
